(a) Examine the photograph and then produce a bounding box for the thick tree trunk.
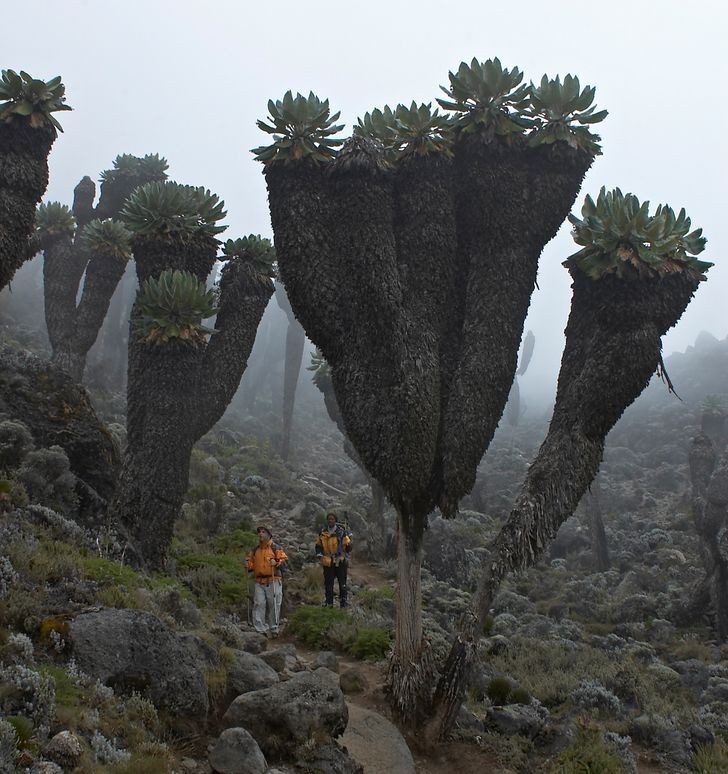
[429,270,700,738]
[112,241,272,568]
[0,122,55,292]
[43,236,87,355]
[280,316,305,460]
[439,140,592,515]
[689,434,728,641]
[386,511,435,723]
[586,479,610,572]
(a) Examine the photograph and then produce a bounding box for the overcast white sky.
[5,0,726,388]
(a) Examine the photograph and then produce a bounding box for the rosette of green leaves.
[356,103,452,160]
[135,269,217,347]
[36,202,76,242]
[566,187,711,280]
[99,153,169,187]
[0,70,72,132]
[80,219,132,263]
[436,57,533,140]
[122,181,227,242]
[253,91,345,164]
[525,75,607,155]
[308,348,330,386]
[221,235,276,278]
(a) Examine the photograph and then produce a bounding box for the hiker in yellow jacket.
[315,512,352,608]
[246,526,288,637]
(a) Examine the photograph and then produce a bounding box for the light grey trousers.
[252,581,283,633]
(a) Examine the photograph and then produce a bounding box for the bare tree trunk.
[280,316,305,460]
[387,511,435,723]
[689,434,728,641]
[586,479,610,572]
[427,270,699,738]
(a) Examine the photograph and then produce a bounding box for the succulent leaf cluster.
[221,236,276,277]
[566,187,711,280]
[526,75,607,154]
[80,219,132,262]
[356,102,452,160]
[122,181,227,242]
[135,269,217,347]
[307,348,330,385]
[436,57,533,139]
[253,91,345,164]
[99,153,169,187]
[0,70,71,132]
[35,202,76,242]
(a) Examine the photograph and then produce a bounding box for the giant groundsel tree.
[35,154,168,381]
[110,182,274,568]
[0,69,71,291]
[257,60,712,735]
[255,60,603,718]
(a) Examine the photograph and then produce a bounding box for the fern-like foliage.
[437,57,533,140]
[253,91,345,164]
[526,74,607,155]
[0,70,71,132]
[36,202,76,242]
[566,187,711,280]
[135,269,217,347]
[122,181,227,242]
[80,219,132,262]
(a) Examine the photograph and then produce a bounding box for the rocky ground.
[0,329,727,772]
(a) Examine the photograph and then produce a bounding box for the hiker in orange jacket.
[315,512,352,608]
[246,526,288,637]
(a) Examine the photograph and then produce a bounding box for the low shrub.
[486,676,513,706]
[692,738,728,773]
[551,720,623,773]
[289,605,347,647]
[347,627,391,661]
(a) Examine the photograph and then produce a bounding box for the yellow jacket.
[316,525,352,567]
[246,539,288,584]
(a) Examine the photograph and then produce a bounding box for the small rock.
[44,730,84,768]
[314,651,339,672]
[486,702,548,738]
[340,666,369,694]
[226,650,279,702]
[208,727,267,774]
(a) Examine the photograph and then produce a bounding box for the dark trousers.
[323,560,348,607]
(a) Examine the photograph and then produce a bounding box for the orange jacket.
[316,525,352,567]
[246,539,288,584]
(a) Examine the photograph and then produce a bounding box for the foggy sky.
[5,0,726,392]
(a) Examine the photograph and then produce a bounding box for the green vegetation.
[99,153,169,187]
[356,102,452,159]
[526,74,607,154]
[35,202,76,241]
[692,739,728,773]
[551,721,622,773]
[221,235,276,277]
[79,554,142,586]
[122,180,227,241]
[135,269,217,347]
[486,676,513,705]
[253,90,344,164]
[348,627,392,661]
[566,187,711,280]
[289,605,348,647]
[80,219,133,262]
[0,70,71,132]
[701,394,728,417]
[437,57,532,139]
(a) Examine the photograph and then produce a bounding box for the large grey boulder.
[222,668,347,758]
[225,650,279,703]
[69,608,208,717]
[341,703,414,774]
[486,702,549,738]
[208,728,267,774]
